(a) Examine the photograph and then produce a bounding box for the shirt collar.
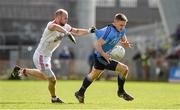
[108,24,121,32]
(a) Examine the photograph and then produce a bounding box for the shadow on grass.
[65,102,81,105]
[51,102,80,105]
[0,102,47,104]
[0,102,94,105]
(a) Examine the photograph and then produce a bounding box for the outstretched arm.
[70,27,96,36]
[71,28,89,36]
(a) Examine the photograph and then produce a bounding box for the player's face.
[115,20,127,32]
[59,13,68,26]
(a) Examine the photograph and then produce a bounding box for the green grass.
[0,80,180,109]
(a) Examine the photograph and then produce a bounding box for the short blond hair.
[55,9,68,17]
[114,13,128,22]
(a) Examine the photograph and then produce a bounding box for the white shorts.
[33,51,55,78]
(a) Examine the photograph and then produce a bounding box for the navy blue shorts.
[93,55,118,70]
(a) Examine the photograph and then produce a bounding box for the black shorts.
[93,55,118,71]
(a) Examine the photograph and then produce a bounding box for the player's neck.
[112,23,121,32]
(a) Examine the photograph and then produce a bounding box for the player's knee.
[88,73,96,80]
[50,80,56,86]
[117,64,128,72]
[88,72,99,81]
[49,76,56,84]
[117,65,128,76]
[123,65,129,76]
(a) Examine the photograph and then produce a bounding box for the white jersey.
[35,21,72,57]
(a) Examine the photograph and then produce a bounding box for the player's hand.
[88,26,96,33]
[102,53,111,64]
[65,32,76,44]
[121,41,133,48]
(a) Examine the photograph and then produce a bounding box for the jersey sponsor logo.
[109,38,117,45]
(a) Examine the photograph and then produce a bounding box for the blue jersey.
[95,24,126,57]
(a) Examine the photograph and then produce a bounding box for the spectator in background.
[155,52,164,80]
[88,48,95,73]
[132,50,143,80]
[59,46,71,79]
[142,48,153,81]
[68,47,77,79]
[172,24,180,46]
[59,46,71,60]
[59,46,77,79]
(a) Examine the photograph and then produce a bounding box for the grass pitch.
[0,80,180,109]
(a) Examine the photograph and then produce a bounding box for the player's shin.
[117,74,125,93]
[48,78,56,97]
[78,76,93,96]
[118,69,128,92]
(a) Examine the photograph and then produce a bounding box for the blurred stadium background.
[0,0,179,82]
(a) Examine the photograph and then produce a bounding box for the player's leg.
[39,58,64,103]
[115,62,134,101]
[48,76,56,97]
[46,70,64,103]
[105,59,133,101]
[75,67,103,103]
[34,63,63,103]
[77,68,103,96]
[45,69,56,98]
[33,53,63,103]
[10,53,47,80]
[115,62,128,93]
[11,65,46,80]
[23,68,46,80]
[75,56,106,103]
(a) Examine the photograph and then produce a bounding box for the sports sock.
[117,75,125,93]
[22,69,28,76]
[52,96,57,100]
[78,76,93,96]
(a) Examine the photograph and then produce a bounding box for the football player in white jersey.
[11,9,96,103]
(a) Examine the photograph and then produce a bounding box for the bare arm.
[48,23,68,34]
[95,38,111,63]
[70,27,90,36]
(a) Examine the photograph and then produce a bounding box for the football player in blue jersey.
[75,13,134,103]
